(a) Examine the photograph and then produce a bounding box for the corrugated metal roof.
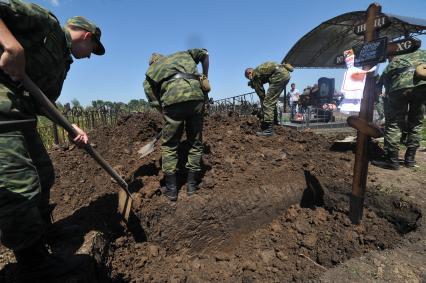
[283,12,426,69]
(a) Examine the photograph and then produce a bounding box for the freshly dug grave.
[0,112,421,282]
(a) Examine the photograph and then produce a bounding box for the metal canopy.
[282,11,426,69]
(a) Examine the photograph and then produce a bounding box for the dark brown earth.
[1,112,424,282]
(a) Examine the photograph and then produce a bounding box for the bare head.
[245,68,254,79]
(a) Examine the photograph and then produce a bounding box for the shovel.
[137,131,162,158]
[0,119,37,133]
[21,75,133,221]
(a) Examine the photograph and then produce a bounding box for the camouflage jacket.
[249,61,290,99]
[143,48,208,108]
[0,0,72,118]
[380,49,426,94]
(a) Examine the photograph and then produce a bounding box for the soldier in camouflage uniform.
[245,61,293,136]
[143,49,210,201]
[0,0,105,280]
[372,49,426,170]
[374,74,386,125]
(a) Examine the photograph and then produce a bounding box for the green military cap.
[149,53,164,65]
[66,16,105,55]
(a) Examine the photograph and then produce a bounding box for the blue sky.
[31,0,426,106]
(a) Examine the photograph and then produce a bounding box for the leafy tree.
[127,99,149,112]
[104,101,114,110]
[71,98,82,108]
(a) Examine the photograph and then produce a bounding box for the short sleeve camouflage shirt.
[144,48,208,107]
[381,49,426,94]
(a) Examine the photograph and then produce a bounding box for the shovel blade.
[118,190,132,221]
[334,136,357,143]
[137,139,157,158]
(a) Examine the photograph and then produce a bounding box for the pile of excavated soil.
[1,112,419,283]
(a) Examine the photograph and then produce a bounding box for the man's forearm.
[256,89,266,101]
[0,19,23,53]
[0,19,25,80]
[201,54,209,77]
[0,20,14,49]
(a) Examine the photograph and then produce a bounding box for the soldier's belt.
[155,73,201,94]
[0,119,37,134]
[169,73,200,81]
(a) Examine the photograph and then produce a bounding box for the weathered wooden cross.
[348,3,421,224]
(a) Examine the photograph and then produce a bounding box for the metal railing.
[289,106,349,130]
[208,91,351,131]
[209,91,261,116]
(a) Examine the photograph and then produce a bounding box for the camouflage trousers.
[0,125,54,251]
[161,100,204,174]
[375,95,386,122]
[384,86,426,153]
[262,70,290,124]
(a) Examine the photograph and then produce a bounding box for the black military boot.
[187,171,200,196]
[14,238,85,282]
[258,121,267,130]
[371,151,400,170]
[404,147,417,167]
[256,123,273,136]
[164,173,178,201]
[273,108,279,125]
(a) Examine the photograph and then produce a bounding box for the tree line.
[56,98,150,114]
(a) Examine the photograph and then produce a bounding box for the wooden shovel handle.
[21,75,133,199]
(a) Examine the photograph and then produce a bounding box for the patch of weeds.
[411,164,426,174]
[393,197,410,209]
[375,184,395,195]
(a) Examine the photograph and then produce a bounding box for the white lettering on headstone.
[396,40,412,51]
[357,24,367,34]
[355,16,387,34]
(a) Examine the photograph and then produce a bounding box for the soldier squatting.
[0,0,426,281]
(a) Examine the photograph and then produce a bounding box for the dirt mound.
[111,205,401,282]
[1,112,420,282]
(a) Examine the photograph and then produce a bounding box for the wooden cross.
[348,3,381,224]
[348,3,422,224]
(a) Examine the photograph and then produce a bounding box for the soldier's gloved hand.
[199,75,211,93]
